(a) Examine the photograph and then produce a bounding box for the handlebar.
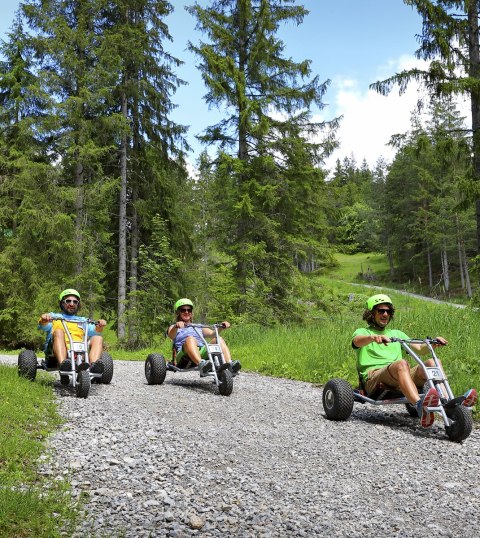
[48,315,100,326]
[389,337,445,346]
[186,322,227,329]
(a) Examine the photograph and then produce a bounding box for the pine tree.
[188,0,338,319]
[0,12,73,346]
[0,0,190,345]
[371,0,480,252]
[95,0,189,342]
[15,0,120,311]
[383,98,474,294]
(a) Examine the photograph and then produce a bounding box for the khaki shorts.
[365,361,425,395]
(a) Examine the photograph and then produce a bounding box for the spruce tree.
[371,0,480,252]
[0,12,72,346]
[384,98,473,293]
[188,0,338,319]
[15,0,118,310]
[97,0,189,342]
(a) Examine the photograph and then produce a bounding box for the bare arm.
[352,333,390,348]
[167,321,185,340]
[410,336,448,354]
[202,321,230,338]
[95,319,107,333]
[38,313,53,326]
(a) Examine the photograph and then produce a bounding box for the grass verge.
[0,365,76,537]
[228,282,480,418]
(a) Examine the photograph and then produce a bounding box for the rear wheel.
[97,352,114,384]
[145,353,167,385]
[18,350,37,381]
[218,368,233,396]
[445,405,473,442]
[322,378,354,421]
[76,369,91,398]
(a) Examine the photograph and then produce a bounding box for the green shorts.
[175,346,207,367]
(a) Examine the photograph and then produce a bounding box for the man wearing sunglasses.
[38,288,106,372]
[352,294,451,428]
[167,298,241,377]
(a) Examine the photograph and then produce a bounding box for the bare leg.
[211,337,232,362]
[89,335,104,363]
[183,336,202,365]
[388,360,421,405]
[52,329,67,365]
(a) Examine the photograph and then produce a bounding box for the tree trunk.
[387,241,395,278]
[128,190,139,344]
[457,236,465,290]
[427,246,433,288]
[129,202,138,293]
[461,239,472,298]
[74,156,84,277]
[117,90,128,340]
[235,1,249,296]
[467,4,480,253]
[441,245,450,292]
[237,1,248,163]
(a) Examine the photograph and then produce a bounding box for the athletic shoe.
[198,360,212,377]
[60,360,72,372]
[90,361,104,374]
[462,388,478,407]
[229,360,242,376]
[416,387,440,428]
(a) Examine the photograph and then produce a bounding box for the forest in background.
[1,0,479,350]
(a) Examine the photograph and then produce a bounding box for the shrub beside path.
[1,354,479,537]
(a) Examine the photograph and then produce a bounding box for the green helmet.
[59,288,81,302]
[366,294,392,311]
[174,298,193,311]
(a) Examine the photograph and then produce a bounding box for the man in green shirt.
[352,294,451,428]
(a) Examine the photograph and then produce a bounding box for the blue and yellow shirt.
[38,313,97,352]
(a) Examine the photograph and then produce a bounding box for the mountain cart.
[18,316,113,398]
[322,337,474,442]
[145,322,236,396]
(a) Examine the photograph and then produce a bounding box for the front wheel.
[145,353,167,385]
[445,405,473,443]
[322,378,354,421]
[97,352,114,384]
[76,369,91,398]
[218,368,233,396]
[18,350,37,381]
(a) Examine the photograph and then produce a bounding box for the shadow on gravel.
[52,379,103,399]
[148,377,220,396]
[334,409,449,442]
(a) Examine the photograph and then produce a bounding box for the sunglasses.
[375,308,391,314]
[63,299,79,305]
[179,308,192,313]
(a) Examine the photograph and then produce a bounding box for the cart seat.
[358,373,405,400]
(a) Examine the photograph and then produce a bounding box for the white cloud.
[322,55,429,171]
[184,54,471,179]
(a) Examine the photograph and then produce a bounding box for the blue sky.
[0,1,430,171]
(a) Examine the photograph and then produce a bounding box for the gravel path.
[2,355,480,537]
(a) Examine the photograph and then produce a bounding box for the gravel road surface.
[2,355,479,537]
